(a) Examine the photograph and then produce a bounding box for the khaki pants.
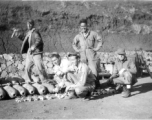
[80,49,99,77]
[24,50,48,83]
[66,73,95,97]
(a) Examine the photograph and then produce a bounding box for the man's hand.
[11,28,20,38]
[28,48,33,55]
[67,66,77,72]
[56,71,62,76]
[119,68,126,76]
[58,82,65,88]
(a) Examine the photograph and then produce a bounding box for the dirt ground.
[0,76,152,119]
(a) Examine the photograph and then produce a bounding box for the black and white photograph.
[0,0,152,119]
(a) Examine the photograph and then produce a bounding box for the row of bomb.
[0,82,55,100]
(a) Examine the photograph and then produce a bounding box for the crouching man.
[49,52,70,88]
[65,53,96,99]
[108,48,137,98]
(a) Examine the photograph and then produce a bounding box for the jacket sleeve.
[127,60,137,75]
[93,32,103,51]
[17,30,26,41]
[72,35,80,52]
[32,31,43,50]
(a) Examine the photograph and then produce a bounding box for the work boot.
[121,86,131,98]
[115,84,123,93]
[64,90,77,99]
[83,91,91,101]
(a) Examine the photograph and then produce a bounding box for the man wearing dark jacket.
[13,19,48,83]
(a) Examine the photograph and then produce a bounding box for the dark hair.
[27,19,35,26]
[68,53,80,59]
[50,53,60,59]
[79,19,87,25]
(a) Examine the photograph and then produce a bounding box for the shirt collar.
[118,56,127,63]
[80,29,90,38]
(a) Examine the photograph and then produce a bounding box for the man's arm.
[127,60,137,75]
[31,31,43,51]
[110,62,119,79]
[93,32,102,51]
[72,36,80,52]
[12,28,26,41]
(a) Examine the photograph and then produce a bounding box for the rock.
[7,61,13,66]
[14,61,22,67]
[22,54,27,59]
[1,64,6,70]
[3,54,13,61]
[11,65,18,74]
[18,70,25,78]
[18,64,24,71]
[14,54,23,61]
[131,24,142,34]
[1,71,8,78]
[0,57,5,64]
[7,65,13,73]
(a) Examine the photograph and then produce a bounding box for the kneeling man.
[65,53,96,99]
[108,48,137,98]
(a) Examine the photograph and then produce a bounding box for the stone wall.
[1,51,152,81]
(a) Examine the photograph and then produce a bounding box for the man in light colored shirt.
[72,19,102,89]
[50,52,70,87]
[65,53,96,99]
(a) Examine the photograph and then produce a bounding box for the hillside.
[0,0,152,53]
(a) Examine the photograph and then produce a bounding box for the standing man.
[12,19,48,83]
[108,48,137,98]
[72,19,102,88]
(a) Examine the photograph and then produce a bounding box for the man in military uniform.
[72,19,102,89]
[108,48,137,98]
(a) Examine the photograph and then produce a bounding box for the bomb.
[42,83,55,94]
[0,87,7,100]
[3,85,18,98]
[32,83,47,95]
[13,84,28,96]
[22,83,36,95]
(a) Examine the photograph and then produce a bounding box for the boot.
[121,85,131,98]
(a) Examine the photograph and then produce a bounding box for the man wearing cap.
[64,53,96,99]
[72,19,102,89]
[12,19,48,83]
[108,48,137,97]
